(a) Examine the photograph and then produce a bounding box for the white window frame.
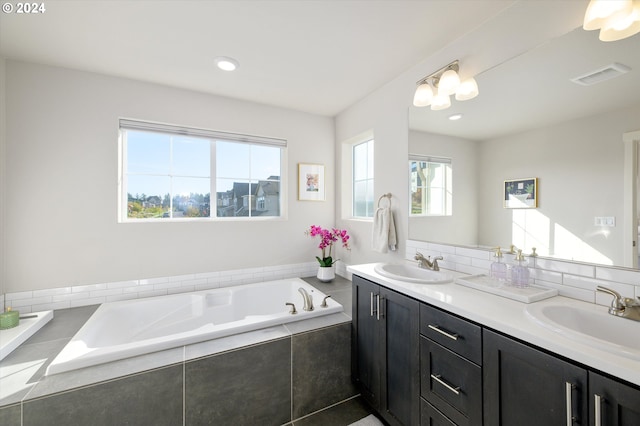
[352,138,375,218]
[409,154,452,217]
[118,118,287,222]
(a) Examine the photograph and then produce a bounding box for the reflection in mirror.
[409,27,640,269]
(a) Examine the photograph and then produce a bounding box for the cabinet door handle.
[431,374,460,395]
[594,394,603,426]
[370,292,374,317]
[427,324,459,341]
[376,294,381,320]
[565,382,576,426]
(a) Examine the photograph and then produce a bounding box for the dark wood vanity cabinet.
[352,275,420,426]
[589,371,640,426]
[420,304,482,426]
[483,328,588,426]
[352,274,640,426]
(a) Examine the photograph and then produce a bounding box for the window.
[119,119,285,221]
[409,155,452,216]
[353,139,374,217]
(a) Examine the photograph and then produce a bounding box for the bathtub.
[45,278,343,376]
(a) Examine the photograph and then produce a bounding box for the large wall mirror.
[409,27,640,269]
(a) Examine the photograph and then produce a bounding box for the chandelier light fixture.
[583,0,640,41]
[412,60,479,110]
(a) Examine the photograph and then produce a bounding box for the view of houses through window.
[120,121,283,221]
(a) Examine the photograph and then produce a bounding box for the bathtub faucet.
[298,288,314,311]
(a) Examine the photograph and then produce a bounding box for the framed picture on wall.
[298,163,325,201]
[504,178,537,209]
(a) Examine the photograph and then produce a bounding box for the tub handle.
[321,295,332,308]
[285,302,298,315]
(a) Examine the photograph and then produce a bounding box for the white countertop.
[348,263,640,387]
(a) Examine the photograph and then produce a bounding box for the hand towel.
[372,206,397,253]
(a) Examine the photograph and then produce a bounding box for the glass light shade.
[430,92,451,111]
[413,83,433,107]
[437,69,461,96]
[598,2,640,40]
[455,77,479,101]
[583,0,634,30]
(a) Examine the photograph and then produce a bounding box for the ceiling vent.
[570,62,631,86]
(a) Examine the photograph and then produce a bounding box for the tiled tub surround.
[405,239,640,305]
[1,261,346,314]
[0,277,356,426]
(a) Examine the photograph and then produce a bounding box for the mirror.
[409,27,640,268]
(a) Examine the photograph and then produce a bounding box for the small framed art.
[504,178,537,209]
[298,163,325,201]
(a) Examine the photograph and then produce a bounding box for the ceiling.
[0,0,517,117]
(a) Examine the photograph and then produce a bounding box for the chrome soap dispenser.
[489,247,507,282]
[510,249,530,288]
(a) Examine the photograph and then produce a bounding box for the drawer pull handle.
[431,374,460,395]
[428,324,459,341]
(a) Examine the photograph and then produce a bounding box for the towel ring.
[377,193,392,208]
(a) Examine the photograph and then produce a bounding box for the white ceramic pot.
[317,265,335,282]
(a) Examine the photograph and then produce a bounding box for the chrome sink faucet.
[298,287,314,311]
[415,252,443,271]
[596,286,640,322]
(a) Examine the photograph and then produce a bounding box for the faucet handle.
[285,302,298,315]
[321,295,332,308]
[596,286,624,312]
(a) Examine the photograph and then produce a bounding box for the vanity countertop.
[348,263,640,387]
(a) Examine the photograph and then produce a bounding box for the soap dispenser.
[489,247,507,282]
[510,249,530,288]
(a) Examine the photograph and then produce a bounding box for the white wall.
[478,105,640,265]
[408,130,478,246]
[335,1,584,266]
[3,60,335,292]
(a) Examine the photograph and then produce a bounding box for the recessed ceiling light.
[448,113,463,121]
[214,56,239,71]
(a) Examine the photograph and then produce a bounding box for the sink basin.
[526,302,640,359]
[373,263,453,284]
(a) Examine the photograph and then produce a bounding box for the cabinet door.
[352,275,381,408]
[483,329,588,426]
[380,287,420,426]
[590,371,640,426]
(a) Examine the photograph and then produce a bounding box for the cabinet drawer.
[421,398,456,426]
[420,303,481,365]
[421,337,482,426]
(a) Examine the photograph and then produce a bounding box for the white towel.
[372,206,397,253]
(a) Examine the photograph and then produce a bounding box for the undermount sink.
[374,263,453,284]
[526,301,640,360]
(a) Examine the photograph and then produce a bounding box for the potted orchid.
[306,225,350,282]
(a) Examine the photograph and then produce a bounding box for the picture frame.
[504,177,537,209]
[298,163,325,201]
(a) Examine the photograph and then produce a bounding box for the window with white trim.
[119,119,285,221]
[409,155,452,216]
[352,139,374,218]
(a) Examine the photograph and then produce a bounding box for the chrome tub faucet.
[415,252,443,271]
[298,287,314,311]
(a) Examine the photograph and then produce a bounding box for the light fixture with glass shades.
[412,60,479,110]
[583,0,640,41]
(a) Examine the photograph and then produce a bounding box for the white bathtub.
[46,278,343,375]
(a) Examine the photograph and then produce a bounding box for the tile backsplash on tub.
[5,261,327,314]
[406,239,640,305]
